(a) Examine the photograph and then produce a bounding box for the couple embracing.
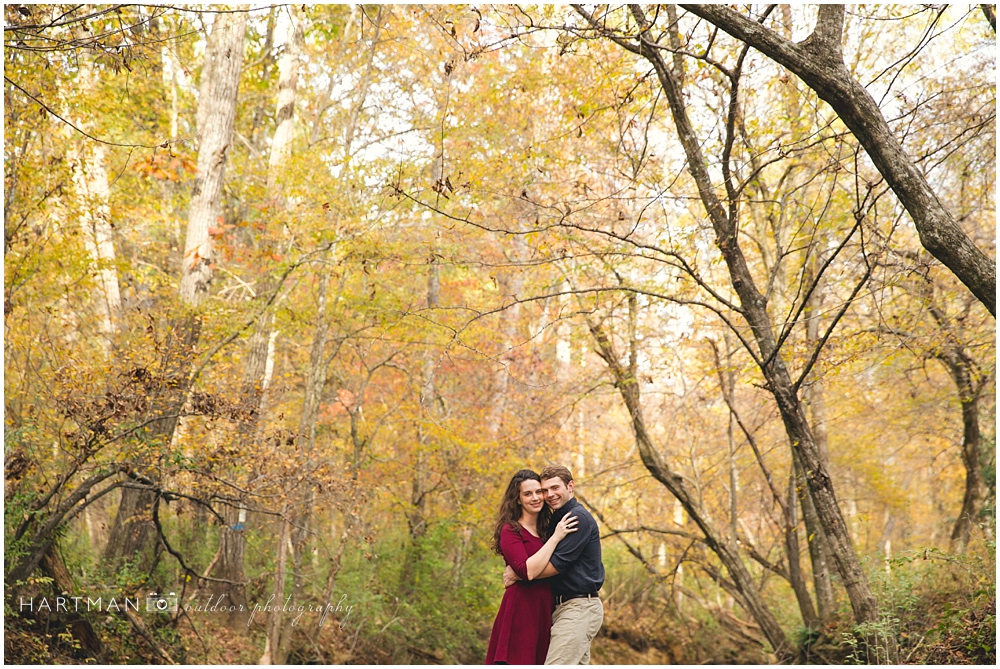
[485,466,605,665]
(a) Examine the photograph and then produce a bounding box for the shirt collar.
[551,497,579,521]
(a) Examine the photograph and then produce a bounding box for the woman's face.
[518,479,545,514]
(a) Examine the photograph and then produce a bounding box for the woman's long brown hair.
[490,469,541,555]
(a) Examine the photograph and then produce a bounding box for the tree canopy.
[4,4,995,665]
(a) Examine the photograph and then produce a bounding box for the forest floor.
[4,541,995,664]
[5,582,994,665]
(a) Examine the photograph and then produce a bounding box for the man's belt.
[554,592,600,606]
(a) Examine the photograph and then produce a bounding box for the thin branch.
[708,339,790,522]
[5,76,168,149]
[794,257,875,390]
[600,526,706,543]
[762,215,864,374]
[151,492,245,586]
[188,243,333,385]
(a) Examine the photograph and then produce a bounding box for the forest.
[3,3,996,665]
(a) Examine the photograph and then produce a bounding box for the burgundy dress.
[485,524,554,664]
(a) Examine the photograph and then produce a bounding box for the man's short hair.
[539,465,574,486]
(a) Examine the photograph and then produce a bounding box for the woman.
[485,469,578,664]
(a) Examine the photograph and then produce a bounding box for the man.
[503,465,604,664]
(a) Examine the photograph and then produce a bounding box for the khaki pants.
[544,597,604,665]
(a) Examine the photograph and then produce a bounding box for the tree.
[215,4,304,632]
[878,262,994,553]
[565,4,887,644]
[585,303,795,658]
[104,8,247,572]
[679,4,995,317]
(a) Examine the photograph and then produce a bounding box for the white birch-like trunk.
[67,58,120,553]
[160,43,182,244]
[162,45,179,141]
[73,143,120,349]
[67,59,121,354]
[242,4,304,641]
[487,268,524,438]
[179,13,247,305]
[266,6,304,197]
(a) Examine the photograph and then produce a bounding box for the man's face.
[542,477,574,510]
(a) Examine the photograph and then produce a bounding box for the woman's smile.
[518,479,546,512]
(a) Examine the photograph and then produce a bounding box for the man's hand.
[502,565,522,589]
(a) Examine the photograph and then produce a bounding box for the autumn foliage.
[4,4,995,665]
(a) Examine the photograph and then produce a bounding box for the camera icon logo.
[145,592,179,613]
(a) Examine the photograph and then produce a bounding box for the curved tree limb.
[679,4,995,316]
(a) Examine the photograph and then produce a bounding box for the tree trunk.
[785,469,820,630]
[680,4,995,316]
[104,316,200,570]
[159,37,181,241]
[212,313,274,628]
[277,512,310,661]
[401,263,440,594]
[70,139,120,352]
[260,508,290,664]
[586,317,794,660]
[579,5,887,649]
[302,270,332,448]
[794,456,836,622]
[801,254,837,622]
[248,7,278,150]
[721,334,739,544]
[215,504,248,622]
[256,10,310,647]
[67,56,121,555]
[265,5,304,199]
[104,11,246,572]
[214,7,300,629]
[313,521,351,640]
[950,382,984,553]
[39,539,76,595]
[982,4,997,32]
[35,544,102,656]
[487,266,525,437]
[336,6,383,159]
[936,346,986,553]
[179,12,246,305]
[10,468,122,589]
[712,336,822,640]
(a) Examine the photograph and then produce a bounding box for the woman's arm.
[498,524,531,580]
[524,514,578,580]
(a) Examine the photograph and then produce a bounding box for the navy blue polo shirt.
[547,498,604,597]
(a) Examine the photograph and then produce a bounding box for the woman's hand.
[551,514,579,541]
